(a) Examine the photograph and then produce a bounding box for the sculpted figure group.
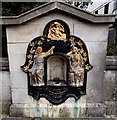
[21,20,93,103]
[29,44,84,87]
[23,22,90,87]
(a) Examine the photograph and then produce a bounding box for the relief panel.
[21,19,93,104]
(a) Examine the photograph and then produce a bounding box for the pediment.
[1,1,115,25]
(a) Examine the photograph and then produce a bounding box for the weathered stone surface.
[10,96,86,118]
[6,24,41,43]
[7,43,28,55]
[10,104,27,117]
[0,85,2,101]
[104,71,117,101]
[85,42,107,54]
[11,89,30,104]
[74,23,109,42]
[0,101,2,113]
[8,54,26,72]
[86,52,108,103]
[0,70,11,114]
[2,72,10,86]
[105,101,117,116]
[1,71,11,103]
[86,103,106,117]
[87,69,104,103]
[103,56,117,117]
[2,85,11,101]
[89,53,106,72]
[2,100,11,114]
[10,72,27,89]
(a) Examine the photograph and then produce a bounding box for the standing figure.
[67,46,84,86]
[29,46,55,86]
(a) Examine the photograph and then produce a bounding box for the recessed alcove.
[46,54,69,86]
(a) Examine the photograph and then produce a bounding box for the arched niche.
[44,54,69,86]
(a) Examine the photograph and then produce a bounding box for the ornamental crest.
[21,20,93,104]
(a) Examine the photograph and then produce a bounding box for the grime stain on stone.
[59,106,70,117]
[49,103,54,117]
[74,99,79,117]
[35,101,40,117]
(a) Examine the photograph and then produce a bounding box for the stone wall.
[85,56,117,117]
[0,58,11,115]
[104,56,117,117]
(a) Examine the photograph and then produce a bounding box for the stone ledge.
[0,58,9,71]
[106,56,117,70]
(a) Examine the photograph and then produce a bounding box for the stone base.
[9,97,86,118]
[86,103,106,117]
[105,101,117,116]
[86,102,117,118]
[9,101,117,118]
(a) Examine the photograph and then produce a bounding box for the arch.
[44,53,70,86]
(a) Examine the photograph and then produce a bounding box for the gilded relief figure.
[29,46,55,86]
[48,22,66,41]
[67,46,85,86]
[21,20,93,103]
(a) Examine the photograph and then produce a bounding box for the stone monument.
[2,1,115,118]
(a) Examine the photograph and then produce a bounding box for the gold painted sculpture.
[67,46,84,86]
[29,46,55,86]
[48,22,66,41]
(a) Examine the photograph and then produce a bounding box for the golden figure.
[48,22,66,41]
[67,46,84,86]
[29,46,55,86]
